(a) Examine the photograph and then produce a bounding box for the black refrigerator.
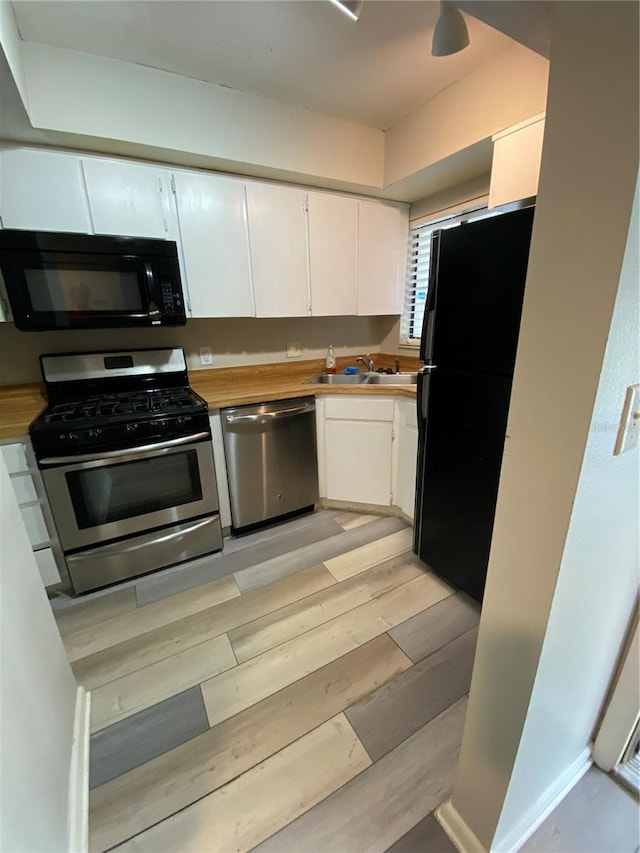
[414,205,535,603]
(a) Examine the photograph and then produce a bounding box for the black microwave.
[0,230,186,331]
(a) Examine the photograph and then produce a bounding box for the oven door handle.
[66,517,213,561]
[38,431,210,466]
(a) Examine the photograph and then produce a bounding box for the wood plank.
[334,512,379,530]
[324,527,414,582]
[73,565,334,690]
[234,515,408,593]
[54,587,136,637]
[134,514,342,605]
[229,553,426,663]
[112,714,371,853]
[255,696,468,853]
[346,628,478,760]
[89,634,411,852]
[201,572,452,727]
[89,686,209,789]
[221,508,340,554]
[62,574,240,662]
[385,813,457,853]
[90,635,236,732]
[389,592,480,663]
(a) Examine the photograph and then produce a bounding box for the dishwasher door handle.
[225,404,314,425]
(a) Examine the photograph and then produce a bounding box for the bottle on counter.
[325,344,337,375]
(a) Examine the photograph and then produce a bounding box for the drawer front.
[12,473,38,504]
[324,396,395,422]
[2,442,29,474]
[21,504,49,547]
[34,548,61,587]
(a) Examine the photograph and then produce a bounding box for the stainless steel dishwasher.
[221,396,319,532]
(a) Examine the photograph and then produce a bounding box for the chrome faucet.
[356,353,374,372]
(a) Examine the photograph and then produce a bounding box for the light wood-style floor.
[53,509,481,853]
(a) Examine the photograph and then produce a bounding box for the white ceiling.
[11,0,515,130]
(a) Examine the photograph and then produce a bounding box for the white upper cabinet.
[307,191,358,316]
[357,201,409,316]
[489,114,545,209]
[173,172,254,317]
[0,148,91,233]
[82,158,176,240]
[246,182,310,318]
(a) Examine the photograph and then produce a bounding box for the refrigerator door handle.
[416,368,431,440]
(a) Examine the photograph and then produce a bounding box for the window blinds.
[400,205,498,346]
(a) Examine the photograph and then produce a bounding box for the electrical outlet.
[613,384,640,455]
[286,342,302,358]
[199,347,214,366]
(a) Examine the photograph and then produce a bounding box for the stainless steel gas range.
[29,348,222,594]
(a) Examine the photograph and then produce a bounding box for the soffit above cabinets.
[11,0,515,131]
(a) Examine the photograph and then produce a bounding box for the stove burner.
[44,389,201,425]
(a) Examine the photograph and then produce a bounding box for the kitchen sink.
[304,374,370,385]
[304,372,418,386]
[364,373,419,385]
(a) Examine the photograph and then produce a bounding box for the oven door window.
[66,451,202,529]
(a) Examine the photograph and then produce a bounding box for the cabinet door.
[357,201,409,315]
[82,159,174,239]
[0,148,91,233]
[489,116,545,209]
[246,182,310,317]
[308,192,357,316]
[325,420,392,505]
[174,172,254,317]
[394,399,418,519]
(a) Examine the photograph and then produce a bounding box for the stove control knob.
[88,429,102,438]
[68,433,79,441]
[126,423,138,433]
[59,434,66,440]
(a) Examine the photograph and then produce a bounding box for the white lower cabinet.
[1,440,62,587]
[319,396,395,506]
[209,414,232,529]
[393,398,418,520]
[318,395,418,515]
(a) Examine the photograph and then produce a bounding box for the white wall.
[384,43,549,186]
[0,454,79,851]
[0,315,394,386]
[447,1,639,849]
[20,41,384,190]
[494,170,640,848]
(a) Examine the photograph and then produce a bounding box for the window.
[400,205,498,346]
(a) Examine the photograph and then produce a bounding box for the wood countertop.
[0,354,419,440]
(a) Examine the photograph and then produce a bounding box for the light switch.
[286,342,302,358]
[613,384,640,455]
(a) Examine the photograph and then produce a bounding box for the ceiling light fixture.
[328,0,363,22]
[432,1,470,56]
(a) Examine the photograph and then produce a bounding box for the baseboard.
[436,800,486,853]
[435,748,592,853]
[319,498,414,526]
[68,686,91,853]
[494,747,592,852]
